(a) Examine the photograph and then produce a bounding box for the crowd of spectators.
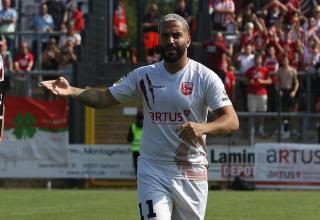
[0,0,84,97]
[136,0,320,138]
[0,0,319,137]
[202,1,319,99]
[204,0,320,137]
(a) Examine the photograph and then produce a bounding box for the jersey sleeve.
[204,71,232,110]
[109,70,140,103]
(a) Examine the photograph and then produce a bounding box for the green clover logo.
[13,112,37,139]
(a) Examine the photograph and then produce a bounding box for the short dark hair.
[158,13,189,33]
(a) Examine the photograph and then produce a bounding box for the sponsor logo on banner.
[255,143,320,189]
[207,146,255,181]
[221,164,254,178]
[0,144,135,179]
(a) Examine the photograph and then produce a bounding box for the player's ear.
[186,34,191,48]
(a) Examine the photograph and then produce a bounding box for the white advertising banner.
[0,144,135,179]
[255,143,320,189]
[0,144,254,180]
[207,145,254,181]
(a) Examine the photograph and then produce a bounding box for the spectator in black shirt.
[45,0,68,31]
[142,3,161,64]
[174,0,192,28]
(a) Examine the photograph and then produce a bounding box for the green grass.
[0,189,319,220]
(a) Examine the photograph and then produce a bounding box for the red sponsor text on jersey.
[149,110,191,123]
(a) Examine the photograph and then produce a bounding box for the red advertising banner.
[4,96,67,130]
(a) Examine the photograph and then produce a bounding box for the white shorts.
[137,173,208,220]
[247,94,267,112]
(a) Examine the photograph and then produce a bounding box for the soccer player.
[40,14,239,220]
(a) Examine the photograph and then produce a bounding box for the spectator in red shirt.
[111,0,131,63]
[14,41,34,74]
[245,54,272,136]
[240,20,267,52]
[240,22,257,49]
[264,46,280,73]
[282,0,300,25]
[265,25,286,57]
[202,32,233,82]
[68,2,85,33]
[12,41,34,96]
[224,63,236,103]
[279,28,301,61]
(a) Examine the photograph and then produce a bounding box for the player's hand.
[39,77,72,96]
[176,122,205,146]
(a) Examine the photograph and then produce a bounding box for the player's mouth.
[166,45,177,53]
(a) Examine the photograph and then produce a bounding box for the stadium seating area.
[1,0,319,143]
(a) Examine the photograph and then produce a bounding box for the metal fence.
[3,28,319,144]
[2,31,74,97]
[207,70,320,145]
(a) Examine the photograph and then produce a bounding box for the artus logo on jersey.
[149,110,191,123]
[180,82,193,96]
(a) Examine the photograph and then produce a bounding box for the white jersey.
[109,59,232,180]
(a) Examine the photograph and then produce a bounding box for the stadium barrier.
[1,143,320,190]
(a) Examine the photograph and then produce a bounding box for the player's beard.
[159,44,186,63]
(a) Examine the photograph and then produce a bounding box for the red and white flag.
[0,97,68,163]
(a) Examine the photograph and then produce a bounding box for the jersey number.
[139,200,157,219]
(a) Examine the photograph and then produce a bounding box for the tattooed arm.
[71,87,119,108]
[40,77,119,109]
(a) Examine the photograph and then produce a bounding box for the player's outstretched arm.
[40,77,120,109]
